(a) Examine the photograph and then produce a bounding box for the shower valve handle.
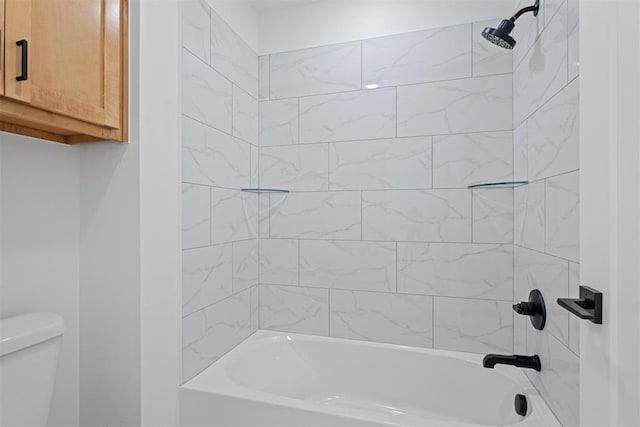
[512,289,546,331]
[513,302,537,316]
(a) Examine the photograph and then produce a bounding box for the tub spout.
[482,354,541,371]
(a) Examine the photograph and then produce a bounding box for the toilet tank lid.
[0,312,65,357]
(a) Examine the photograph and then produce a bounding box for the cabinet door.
[4,0,122,128]
[0,0,4,96]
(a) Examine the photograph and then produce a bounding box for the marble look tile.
[182,244,233,316]
[472,188,514,244]
[259,144,329,191]
[259,55,270,100]
[398,243,513,300]
[433,131,512,188]
[182,0,210,64]
[362,189,471,242]
[250,285,259,333]
[512,0,544,68]
[329,137,432,190]
[330,290,433,347]
[514,1,568,125]
[527,78,579,181]
[515,246,569,345]
[543,0,565,27]
[514,313,528,354]
[514,121,528,181]
[300,240,396,292]
[472,20,513,77]
[567,0,579,80]
[362,24,472,88]
[211,188,258,244]
[232,86,259,145]
[434,297,513,353]
[182,116,250,188]
[397,74,512,137]
[568,262,580,355]
[513,249,530,355]
[210,11,258,98]
[233,239,259,293]
[259,284,329,336]
[182,289,251,382]
[182,49,232,133]
[259,98,299,147]
[299,88,396,143]
[546,171,579,262]
[258,194,270,238]
[270,191,361,240]
[182,183,211,249]
[250,145,259,187]
[526,328,580,427]
[514,181,545,252]
[259,239,299,286]
[270,41,361,99]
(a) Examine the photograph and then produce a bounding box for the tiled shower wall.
[181,5,580,424]
[511,0,580,426]
[257,23,518,354]
[181,1,260,382]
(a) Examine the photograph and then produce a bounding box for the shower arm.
[509,0,539,23]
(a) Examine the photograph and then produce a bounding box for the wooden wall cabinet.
[0,0,128,144]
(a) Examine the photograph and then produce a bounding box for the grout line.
[242,127,513,149]
[297,240,301,286]
[328,288,331,336]
[268,55,271,100]
[395,241,398,293]
[395,86,398,137]
[360,40,363,89]
[253,282,516,303]
[266,72,513,103]
[543,177,547,252]
[260,236,513,246]
[183,45,259,103]
[327,142,330,190]
[513,242,578,264]
[297,97,301,144]
[470,22,474,77]
[183,286,252,319]
[360,191,364,240]
[183,113,258,148]
[470,189,475,241]
[431,297,435,349]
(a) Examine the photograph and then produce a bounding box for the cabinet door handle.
[16,40,28,81]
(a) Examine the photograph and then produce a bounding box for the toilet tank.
[0,312,65,427]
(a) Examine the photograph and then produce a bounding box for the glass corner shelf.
[240,188,290,193]
[467,180,529,189]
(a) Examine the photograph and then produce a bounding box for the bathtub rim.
[181,330,561,427]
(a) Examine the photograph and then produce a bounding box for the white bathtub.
[180,331,560,427]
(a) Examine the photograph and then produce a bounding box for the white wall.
[1,2,182,427]
[138,0,182,424]
[257,0,517,54]
[78,140,141,426]
[79,0,182,425]
[0,134,80,427]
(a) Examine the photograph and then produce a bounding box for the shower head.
[481,0,539,50]
[481,20,516,49]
